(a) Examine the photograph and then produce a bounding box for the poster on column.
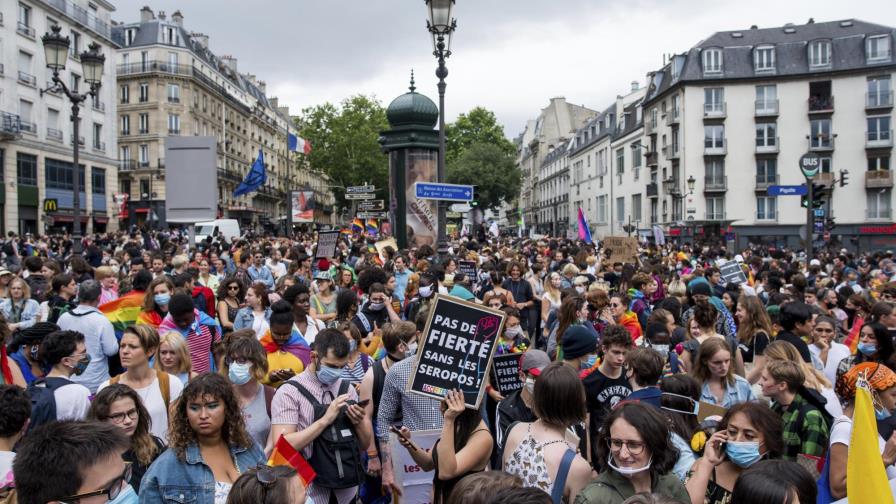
[390,429,439,504]
[405,150,438,248]
[408,295,506,409]
[291,190,315,223]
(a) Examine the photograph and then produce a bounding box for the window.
[754,46,776,73]
[70,73,81,92]
[867,189,892,219]
[867,116,892,143]
[45,159,85,191]
[704,125,725,149]
[120,145,130,161]
[138,144,148,165]
[168,114,180,134]
[616,197,625,224]
[18,3,31,27]
[120,115,130,135]
[650,108,657,128]
[615,148,624,173]
[810,119,832,148]
[672,129,680,154]
[868,155,890,172]
[867,35,892,62]
[703,48,722,74]
[704,87,725,115]
[671,95,681,118]
[167,84,180,103]
[757,196,777,220]
[632,142,642,173]
[120,179,131,197]
[820,157,833,174]
[140,179,150,197]
[756,123,777,148]
[868,76,893,107]
[92,123,102,149]
[705,159,725,187]
[124,28,136,46]
[632,194,642,222]
[756,85,778,113]
[70,31,81,58]
[757,158,778,185]
[706,197,725,220]
[119,84,129,104]
[139,83,149,102]
[597,196,607,223]
[809,40,831,67]
[18,50,32,77]
[16,153,37,186]
[47,108,59,130]
[164,27,177,46]
[138,113,149,134]
[92,168,105,194]
[168,52,178,68]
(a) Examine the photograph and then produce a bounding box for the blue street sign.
[814,208,825,217]
[767,185,808,196]
[414,182,474,202]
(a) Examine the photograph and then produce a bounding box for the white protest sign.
[390,429,440,504]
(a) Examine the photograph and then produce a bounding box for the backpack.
[110,370,171,410]
[26,377,72,432]
[283,380,364,489]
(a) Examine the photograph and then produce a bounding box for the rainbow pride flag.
[268,435,316,486]
[366,219,378,236]
[351,218,364,234]
[844,316,865,354]
[100,291,145,338]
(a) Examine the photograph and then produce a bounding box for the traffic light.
[825,218,836,232]
[839,169,850,187]
[801,184,827,209]
[470,188,479,207]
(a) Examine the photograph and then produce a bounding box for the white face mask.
[524,377,535,395]
[607,454,653,478]
[418,285,434,298]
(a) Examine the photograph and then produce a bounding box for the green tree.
[296,95,389,207]
[445,107,515,164]
[447,142,520,211]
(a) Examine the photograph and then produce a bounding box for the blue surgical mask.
[154,293,171,306]
[858,342,878,356]
[317,364,342,385]
[108,483,139,504]
[582,354,597,370]
[228,362,252,385]
[876,407,892,421]
[725,441,763,468]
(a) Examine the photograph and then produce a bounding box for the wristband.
[367,450,379,457]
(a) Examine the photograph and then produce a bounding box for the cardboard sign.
[718,260,748,285]
[456,260,477,282]
[374,237,398,260]
[602,236,639,264]
[408,295,505,409]
[315,231,340,259]
[490,353,524,395]
[390,429,439,504]
[697,401,728,422]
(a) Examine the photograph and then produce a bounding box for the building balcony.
[755,99,779,116]
[645,120,656,136]
[168,97,181,103]
[70,135,85,146]
[755,174,779,191]
[91,100,105,112]
[92,141,106,152]
[120,129,130,136]
[704,140,727,155]
[0,112,21,138]
[704,176,727,192]
[705,211,726,221]
[866,169,894,189]
[168,128,181,135]
[866,130,893,148]
[866,209,893,221]
[665,109,680,126]
[645,150,658,167]
[756,211,778,222]
[46,128,63,142]
[17,71,36,86]
[138,128,149,135]
[704,102,727,118]
[866,90,894,110]
[117,61,193,77]
[19,121,36,135]
[756,138,779,153]
[663,145,681,160]
[119,160,138,171]
[809,136,835,152]
[16,22,35,38]
[808,95,834,114]
[646,182,659,198]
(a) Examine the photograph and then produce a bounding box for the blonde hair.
[155,331,192,375]
[94,266,115,281]
[8,277,31,300]
[543,272,562,303]
[764,340,831,391]
[171,254,189,269]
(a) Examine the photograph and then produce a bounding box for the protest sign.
[718,260,748,285]
[315,231,340,259]
[602,236,639,264]
[408,295,505,409]
[390,429,439,504]
[491,353,524,395]
[457,260,477,282]
[374,237,398,261]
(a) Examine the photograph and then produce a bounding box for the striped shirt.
[375,357,443,441]
[340,355,368,386]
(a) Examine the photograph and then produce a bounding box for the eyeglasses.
[59,463,132,503]
[607,438,645,455]
[609,303,622,308]
[107,408,139,424]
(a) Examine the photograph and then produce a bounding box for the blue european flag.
[233,149,266,197]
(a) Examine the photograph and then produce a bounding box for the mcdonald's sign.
[43,199,58,213]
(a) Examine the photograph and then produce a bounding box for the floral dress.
[505,424,571,502]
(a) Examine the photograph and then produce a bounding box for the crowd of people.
[1,227,895,504]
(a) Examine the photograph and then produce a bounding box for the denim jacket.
[0,298,40,329]
[139,442,264,503]
[700,374,756,408]
[232,306,271,331]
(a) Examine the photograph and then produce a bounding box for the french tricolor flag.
[287,132,312,154]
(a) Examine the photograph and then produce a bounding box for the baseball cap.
[0,269,12,278]
[520,349,550,377]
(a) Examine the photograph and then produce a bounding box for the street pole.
[71,102,81,249]
[805,177,813,260]
[435,33,449,258]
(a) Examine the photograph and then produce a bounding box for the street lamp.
[425,0,456,259]
[41,25,105,255]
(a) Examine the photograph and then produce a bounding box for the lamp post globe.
[80,43,105,86]
[41,25,70,72]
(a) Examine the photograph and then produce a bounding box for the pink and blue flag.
[577,207,593,244]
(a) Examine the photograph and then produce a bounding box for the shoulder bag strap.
[551,449,576,504]
[283,380,321,409]
[156,369,171,410]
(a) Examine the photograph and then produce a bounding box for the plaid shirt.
[375,357,443,440]
[772,393,830,460]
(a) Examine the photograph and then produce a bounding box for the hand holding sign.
[442,389,466,421]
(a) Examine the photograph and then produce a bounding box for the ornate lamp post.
[41,25,105,254]
[425,0,456,258]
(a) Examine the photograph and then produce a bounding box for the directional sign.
[345,193,376,200]
[414,182,473,202]
[357,211,388,219]
[799,152,821,178]
[767,185,808,196]
[450,203,472,213]
[346,185,375,194]
[358,199,384,211]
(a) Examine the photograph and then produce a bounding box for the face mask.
[858,342,878,356]
[108,484,139,504]
[649,343,669,355]
[419,285,434,298]
[70,355,91,376]
[575,286,586,294]
[581,354,597,370]
[876,407,892,421]
[316,363,342,386]
[30,345,39,361]
[607,454,653,478]
[154,293,171,306]
[505,326,523,338]
[849,280,858,287]
[660,392,699,416]
[369,301,385,311]
[725,441,763,468]
[405,341,418,359]
[228,362,252,385]
[525,377,536,395]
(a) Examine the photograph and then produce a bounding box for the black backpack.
[283,380,364,489]
[26,377,72,432]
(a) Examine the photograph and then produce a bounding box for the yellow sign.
[43,199,58,213]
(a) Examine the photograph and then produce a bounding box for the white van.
[195,219,241,242]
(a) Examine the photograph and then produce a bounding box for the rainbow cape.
[844,316,865,354]
[100,291,145,338]
[260,328,312,366]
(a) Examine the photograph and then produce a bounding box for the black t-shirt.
[738,331,770,364]
[583,367,632,438]
[775,330,812,363]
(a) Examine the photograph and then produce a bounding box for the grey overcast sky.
[113,0,896,138]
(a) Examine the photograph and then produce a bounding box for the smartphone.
[389,425,419,451]
[356,399,371,407]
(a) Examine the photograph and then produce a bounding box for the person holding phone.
[395,389,493,504]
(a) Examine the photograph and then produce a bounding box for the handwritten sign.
[491,353,524,396]
[390,429,439,504]
[718,260,748,285]
[315,231,340,259]
[602,236,639,264]
[408,295,505,409]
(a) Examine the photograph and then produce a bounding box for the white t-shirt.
[98,373,184,440]
[296,315,325,345]
[55,383,91,421]
[809,342,852,385]
[252,312,270,340]
[0,451,14,490]
[266,260,287,279]
[829,415,896,479]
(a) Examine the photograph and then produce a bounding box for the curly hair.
[217,276,246,303]
[357,266,388,294]
[596,402,679,478]
[88,384,160,466]
[167,373,253,460]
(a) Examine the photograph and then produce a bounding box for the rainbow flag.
[577,207,592,244]
[100,291,145,338]
[268,435,316,486]
[366,219,378,236]
[339,226,352,236]
[848,382,894,501]
[351,218,364,234]
[844,317,864,354]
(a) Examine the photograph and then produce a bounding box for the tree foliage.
[445,107,515,164]
[296,95,389,208]
[447,142,520,212]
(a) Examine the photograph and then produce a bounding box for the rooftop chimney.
[269,97,278,109]
[191,32,209,49]
[171,10,184,27]
[158,10,166,21]
[631,80,639,92]
[257,80,266,93]
[140,6,154,23]
[220,55,237,74]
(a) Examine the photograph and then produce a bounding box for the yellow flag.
[847,386,894,501]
